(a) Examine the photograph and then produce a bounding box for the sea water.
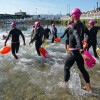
[0,23,100,100]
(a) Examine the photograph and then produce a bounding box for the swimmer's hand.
[29,42,31,45]
[42,39,45,43]
[81,54,90,62]
[23,42,26,46]
[29,41,33,45]
[30,39,33,44]
[23,40,26,46]
[84,43,88,50]
[4,43,6,46]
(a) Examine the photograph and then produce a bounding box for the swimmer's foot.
[14,55,18,59]
[81,83,92,93]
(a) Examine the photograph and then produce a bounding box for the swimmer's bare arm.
[60,28,68,39]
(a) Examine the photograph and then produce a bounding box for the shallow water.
[0,24,100,100]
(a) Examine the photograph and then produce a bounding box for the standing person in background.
[60,21,72,51]
[2,35,7,40]
[29,21,45,56]
[63,8,92,92]
[44,25,51,39]
[51,24,57,43]
[4,22,26,59]
[87,20,98,58]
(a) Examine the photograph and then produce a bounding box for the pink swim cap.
[35,21,40,27]
[89,20,94,25]
[70,8,81,18]
[33,25,35,28]
[3,35,5,37]
[11,22,16,28]
[45,25,48,28]
[67,21,72,25]
[52,24,55,27]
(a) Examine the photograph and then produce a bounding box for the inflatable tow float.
[39,47,49,58]
[0,46,11,54]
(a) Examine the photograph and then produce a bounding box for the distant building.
[0,14,15,19]
[96,7,100,12]
[15,12,26,16]
[0,12,30,21]
[82,12,86,15]
[91,10,95,14]
[86,11,90,14]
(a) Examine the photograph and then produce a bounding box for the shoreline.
[0,19,100,37]
[0,19,100,26]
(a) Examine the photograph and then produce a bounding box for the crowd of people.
[3,8,99,93]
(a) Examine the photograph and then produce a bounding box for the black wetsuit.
[60,27,70,50]
[60,21,90,50]
[44,28,51,39]
[88,26,98,58]
[31,26,45,56]
[64,21,90,83]
[5,28,25,57]
[75,20,90,43]
[51,27,57,43]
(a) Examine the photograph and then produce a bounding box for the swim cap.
[35,21,40,27]
[67,21,72,25]
[70,8,81,18]
[3,35,5,38]
[52,24,55,27]
[11,22,16,28]
[89,20,94,25]
[33,25,35,28]
[45,25,48,28]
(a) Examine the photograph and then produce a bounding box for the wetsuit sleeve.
[41,27,45,40]
[49,29,51,34]
[20,31,25,41]
[54,28,57,37]
[85,27,90,43]
[43,28,46,40]
[60,28,68,39]
[73,26,83,50]
[55,28,57,34]
[31,30,38,42]
[66,30,69,45]
[97,26,100,30]
[44,29,46,39]
[5,30,12,43]
[95,27,98,35]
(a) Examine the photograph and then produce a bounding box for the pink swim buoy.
[84,50,96,68]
